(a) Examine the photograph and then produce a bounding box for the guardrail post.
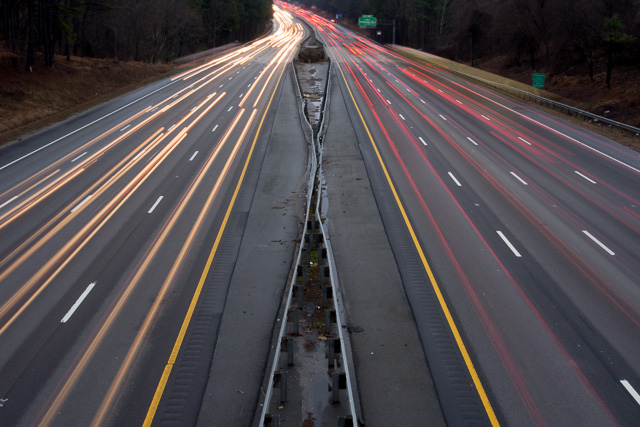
[325,309,336,335]
[338,416,354,427]
[288,309,299,335]
[322,284,333,308]
[274,371,287,403]
[281,337,294,366]
[264,414,279,427]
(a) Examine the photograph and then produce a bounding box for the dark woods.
[293,0,640,89]
[0,0,272,70]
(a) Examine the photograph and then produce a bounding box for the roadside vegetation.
[294,0,640,129]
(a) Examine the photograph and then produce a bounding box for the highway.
[281,4,640,426]
[0,7,304,427]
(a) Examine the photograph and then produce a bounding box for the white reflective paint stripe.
[228,106,233,112]
[582,230,615,255]
[518,137,532,145]
[481,115,491,121]
[0,79,178,171]
[510,172,528,185]
[240,93,244,98]
[387,100,391,104]
[132,149,146,161]
[0,195,18,209]
[399,114,406,121]
[70,195,92,213]
[120,125,131,132]
[437,89,443,93]
[168,124,176,131]
[467,137,478,146]
[497,231,522,257]
[189,151,199,161]
[71,152,88,162]
[439,114,447,121]
[419,137,427,146]
[212,125,219,132]
[148,196,164,214]
[575,171,597,184]
[420,99,426,104]
[621,380,640,407]
[456,100,463,104]
[61,282,96,323]
[448,172,462,187]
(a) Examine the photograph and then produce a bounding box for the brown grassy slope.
[475,56,640,129]
[0,55,172,146]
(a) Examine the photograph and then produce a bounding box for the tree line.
[0,0,272,70]
[292,0,640,88]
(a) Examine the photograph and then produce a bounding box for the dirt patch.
[0,55,172,146]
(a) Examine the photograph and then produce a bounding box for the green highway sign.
[358,15,377,28]
[532,73,546,88]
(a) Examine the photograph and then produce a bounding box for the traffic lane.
[347,47,640,408]
[0,51,288,310]
[332,56,636,424]
[343,45,640,287]
[0,105,263,426]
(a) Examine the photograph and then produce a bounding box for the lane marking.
[510,172,528,185]
[467,137,479,146]
[70,195,92,213]
[0,195,18,209]
[420,99,426,104]
[481,115,491,121]
[497,231,522,257]
[335,62,500,427]
[456,99,463,104]
[582,230,615,255]
[168,124,176,132]
[120,125,131,132]
[148,196,164,213]
[448,172,462,187]
[143,63,288,427]
[71,152,88,162]
[212,124,219,132]
[419,137,427,146]
[219,84,224,88]
[439,114,447,121]
[518,137,532,146]
[228,106,234,112]
[151,107,158,112]
[575,171,597,184]
[437,89,443,93]
[61,282,96,323]
[240,93,244,98]
[621,380,640,406]
[399,114,406,121]
[386,100,391,104]
[0,79,178,171]
[189,151,199,161]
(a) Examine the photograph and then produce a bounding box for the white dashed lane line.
[621,380,640,407]
[61,282,96,323]
[575,171,597,184]
[71,152,87,162]
[70,195,92,213]
[467,137,478,146]
[497,231,522,257]
[148,196,164,214]
[448,172,462,187]
[419,137,427,146]
[189,151,199,161]
[518,137,532,146]
[582,230,615,255]
[510,172,528,185]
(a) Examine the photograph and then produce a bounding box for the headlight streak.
[16,7,306,426]
[0,93,226,321]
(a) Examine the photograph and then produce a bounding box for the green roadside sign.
[358,15,377,28]
[532,73,546,88]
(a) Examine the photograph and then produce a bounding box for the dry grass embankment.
[0,55,172,146]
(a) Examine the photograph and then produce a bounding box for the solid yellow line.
[142,71,286,427]
[335,62,500,427]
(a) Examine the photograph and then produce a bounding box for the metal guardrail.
[392,46,640,137]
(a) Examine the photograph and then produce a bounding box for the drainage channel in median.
[257,38,359,427]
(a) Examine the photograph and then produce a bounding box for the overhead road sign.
[358,15,377,28]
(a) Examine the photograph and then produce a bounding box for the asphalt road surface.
[0,8,304,427]
[281,3,640,426]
